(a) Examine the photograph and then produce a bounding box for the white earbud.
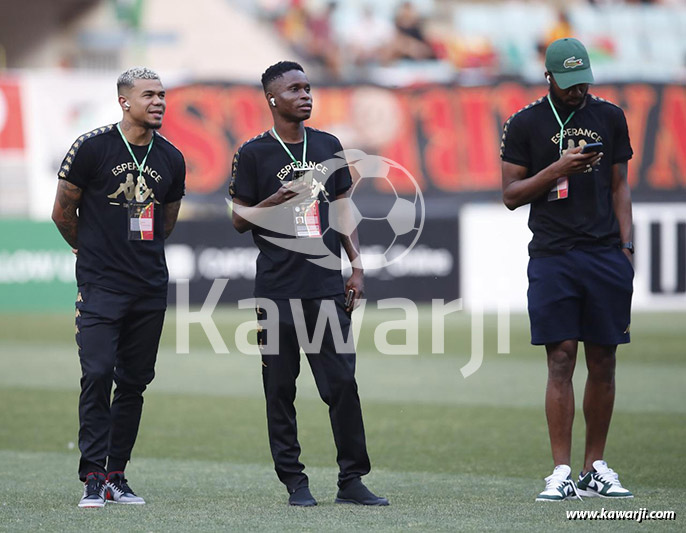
[270,98,276,107]
[124,102,131,109]
[546,75,551,84]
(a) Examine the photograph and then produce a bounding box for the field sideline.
[0,308,684,532]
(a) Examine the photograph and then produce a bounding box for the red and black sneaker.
[78,472,106,508]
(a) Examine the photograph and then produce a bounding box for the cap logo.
[563,56,584,69]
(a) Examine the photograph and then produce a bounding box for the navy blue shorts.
[527,247,634,346]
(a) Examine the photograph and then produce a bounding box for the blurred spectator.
[307,2,342,78]
[445,36,498,71]
[344,6,394,67]
[278,0,309,51]
[538,9,574,61]
[277,0,341,79]
[544,10,573,48]
[380,1,437,64]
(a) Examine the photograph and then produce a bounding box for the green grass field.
[0,307,684,532]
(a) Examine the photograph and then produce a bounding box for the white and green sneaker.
[577,460,633,498]
[535,465,582,502]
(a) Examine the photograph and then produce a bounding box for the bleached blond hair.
[117,67,160,92]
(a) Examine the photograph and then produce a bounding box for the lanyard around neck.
[547,94,575,155]
[117,123,154,178]
[271,127,307,166]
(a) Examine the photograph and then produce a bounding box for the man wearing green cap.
[500,38,635,502]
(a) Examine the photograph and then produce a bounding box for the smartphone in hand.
[345,289,355,309]
[581,142,603,154]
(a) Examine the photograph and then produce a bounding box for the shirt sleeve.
[229,145,259,204]
[331,136,353,196]
[611,107,633,164]
[165,152,186,203]
[500,113,531,169]
[58,138,96,189]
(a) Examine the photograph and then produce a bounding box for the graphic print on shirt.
[107,172,157,205]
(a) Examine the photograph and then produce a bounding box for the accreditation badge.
[128,202,154,240]
[548,176,569,201]
[293,200,322,238]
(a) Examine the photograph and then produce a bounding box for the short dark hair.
[261,61,305,92]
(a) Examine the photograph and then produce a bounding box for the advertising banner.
[0,221,76,311]
[165,217,459,305]
[157,83,686,214]
[0,78,25,151]
[1,74,683,220]
[461,203,686,312]
[3,205,682,311]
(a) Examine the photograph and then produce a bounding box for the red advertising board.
[160,83,686,203]
[0,79,25,151]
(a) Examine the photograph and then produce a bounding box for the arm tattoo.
[163,200,182,239]
[52,180,82,249]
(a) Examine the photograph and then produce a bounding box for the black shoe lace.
[111,476,134,495]
[85,477,103,497]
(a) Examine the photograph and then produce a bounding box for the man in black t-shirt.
[501,38,634,502]
[52,67,185,508]
[229,61,388,507]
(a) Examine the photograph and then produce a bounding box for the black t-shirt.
[58,124,186,295]
[500,94,633,257]
[229,127,353,299]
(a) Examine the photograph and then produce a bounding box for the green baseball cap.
[545,38,594,89]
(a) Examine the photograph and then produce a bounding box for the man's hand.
[232,181,313,233]
[267,181,311,207]
[502,146,605,210]
[344,269,364,313]
[622,247,633,266]
[554,146,603,176]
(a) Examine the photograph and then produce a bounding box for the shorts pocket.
[617,248,635,275]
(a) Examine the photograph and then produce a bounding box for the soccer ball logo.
[231,149,424,270]
[327,150,424,269]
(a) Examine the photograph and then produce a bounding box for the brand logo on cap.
[563,57,584,69]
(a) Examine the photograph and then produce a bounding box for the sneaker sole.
[577,489,633,499]
[335,497,389,506]
[108,500,146,505]
[78,502,105,508]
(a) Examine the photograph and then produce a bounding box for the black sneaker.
[78,472,106,508]
[335,479,389,506]
[105,471,146,505]
[288,486,317,507]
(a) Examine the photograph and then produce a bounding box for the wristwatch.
[621,241,634,254]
